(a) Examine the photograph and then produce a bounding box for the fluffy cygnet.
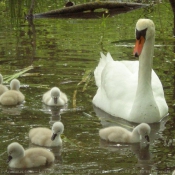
[29,121,64,147]
[0,74,8,95]
[99,123,151,143]
[7,142,55,168]
[0,79,25,106]
[42,87,68,106]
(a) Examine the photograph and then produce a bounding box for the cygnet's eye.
[145,135,150,142]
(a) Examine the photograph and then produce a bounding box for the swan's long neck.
[130,34,160,122]
[137,37,154,91]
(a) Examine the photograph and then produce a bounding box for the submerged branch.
[33,1,148,19]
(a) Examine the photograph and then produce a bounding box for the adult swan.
[92,19,168,123]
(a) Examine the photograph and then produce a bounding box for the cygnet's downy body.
[7,142,55,168]
[99,123,151,143]
[29,121,64,147]
[42,87,68,106]
[0,79,25,106]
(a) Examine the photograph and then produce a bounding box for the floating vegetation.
[3,65,34,83]
[77,69,93,92]
[62,135,79,148]
[72,69,93,108]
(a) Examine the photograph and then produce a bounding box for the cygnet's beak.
[145,135,150,142]
[54,97,58,104]
[51,133,57,141]
[7,155,12,163]
[133,36,145,57]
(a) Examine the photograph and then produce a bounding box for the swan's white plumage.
[93,19,168,123]
[99,123,151,143]
[42,87,68,106]
[7,142,55,168]
[29,121,64,147]
[0,74,8,95]
[0,79,24,106]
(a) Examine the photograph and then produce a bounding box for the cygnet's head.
[10,79,20,90]
[51,87,60,104]
[136,123,151,142]
[135,19,155,41]
[7,142,25,163]
[51,121,64,141]
[0,74,3,84]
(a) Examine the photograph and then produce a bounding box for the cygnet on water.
[29,121,64,147]
[99,123,151,143]
[0,74,8,95]
[0,79,25,106]
[42,87,68,106]
[7,142,55,168]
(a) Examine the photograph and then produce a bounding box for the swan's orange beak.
[133,36,145,57]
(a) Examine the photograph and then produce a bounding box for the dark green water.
[0,0,174,174]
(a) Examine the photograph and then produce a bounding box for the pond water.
[0,0,175,174]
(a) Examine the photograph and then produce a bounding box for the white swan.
[93,19,168,123]
[7,142,55,168]
[42,87,68,106]
[0,79,25,106]
[99,123,151,143]
[0,74,8,95]
[29,121,64,147]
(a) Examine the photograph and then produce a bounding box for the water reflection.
[93,105,169,144]
[95,105,169,174]
[99,140,152,175]
[0,104,25,115]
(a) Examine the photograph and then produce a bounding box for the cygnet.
[99,123,151,143]
[0,74,8,95]
[42,87,68,106]
[7,142,55,168]
[29,121,64,147]
[0,79,25,106]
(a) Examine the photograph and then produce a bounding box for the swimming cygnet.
[0,79,25,106]
[29,121,64,147]
[0,74,8,95]
[42,87,68,106]
[99,123,151,143]
[7,142,55,168]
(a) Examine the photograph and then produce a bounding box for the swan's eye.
[136,28,147,40]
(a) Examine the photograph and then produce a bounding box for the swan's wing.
[93,60,139,119]
[94,52,114,87]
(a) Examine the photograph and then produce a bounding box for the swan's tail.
[94,52,113,87]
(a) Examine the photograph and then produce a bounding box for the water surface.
[0,0,175,174]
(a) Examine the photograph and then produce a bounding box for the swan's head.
[51,121,64,140]
[136,123,151,142]
[7,142,25,163]
[10,79,20,91]
[133,19,155,57]
[51,87,60,104]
